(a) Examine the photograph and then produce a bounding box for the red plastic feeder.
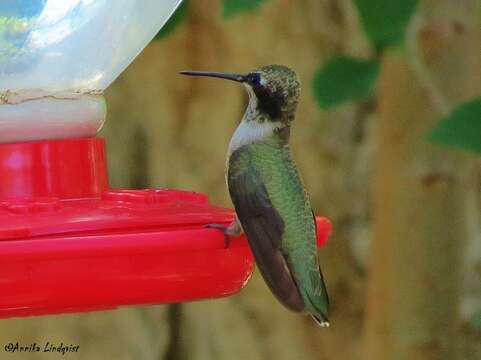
[0,137,331,319]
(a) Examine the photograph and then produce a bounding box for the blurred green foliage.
[154,0,268,39]
[353,0,419,49]
[155,0,189,39]
[471,307,481,331]
[222,0,267,19]
[312,56,379,109]
[312,0,481,156]
[153,0,481,156]
[428,98,481,155]
[312,0,418,111]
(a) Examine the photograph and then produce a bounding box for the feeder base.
[0,137,331,319]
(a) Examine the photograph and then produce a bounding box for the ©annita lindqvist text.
[4,342,80,355]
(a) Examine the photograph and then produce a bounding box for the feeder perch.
[0,0,331,319]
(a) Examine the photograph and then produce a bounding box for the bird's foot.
[205,223,232,249]
[205,219,243,249]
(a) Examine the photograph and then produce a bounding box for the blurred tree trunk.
[363,1,481,360]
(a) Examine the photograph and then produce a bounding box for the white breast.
[228,120,279,155]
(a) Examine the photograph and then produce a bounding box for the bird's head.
[180,65,300,126]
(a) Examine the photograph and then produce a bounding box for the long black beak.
[179,71,245,82]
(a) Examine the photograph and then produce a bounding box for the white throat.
[228,119,281,155]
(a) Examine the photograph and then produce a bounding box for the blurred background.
[1,0,481,359]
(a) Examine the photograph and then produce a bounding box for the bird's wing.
[228,147,305,312]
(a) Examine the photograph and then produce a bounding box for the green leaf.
[428,97,481,155]
[223,0,266,19]
[471,308,481,331]
[312,56,380,109]
[353,0,419,48]
[155,0,188,39]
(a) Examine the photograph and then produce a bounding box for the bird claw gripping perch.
[205,218,243,249]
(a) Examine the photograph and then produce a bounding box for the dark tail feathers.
[311,314,330,328]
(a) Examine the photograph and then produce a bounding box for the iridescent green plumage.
[180,64,329,326]
[228,128,329,324]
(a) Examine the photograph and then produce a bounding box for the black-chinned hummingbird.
[180,65,329,327]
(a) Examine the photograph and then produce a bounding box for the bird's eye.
[247,73,261,86]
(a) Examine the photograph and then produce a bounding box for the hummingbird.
[180,65,329,327]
